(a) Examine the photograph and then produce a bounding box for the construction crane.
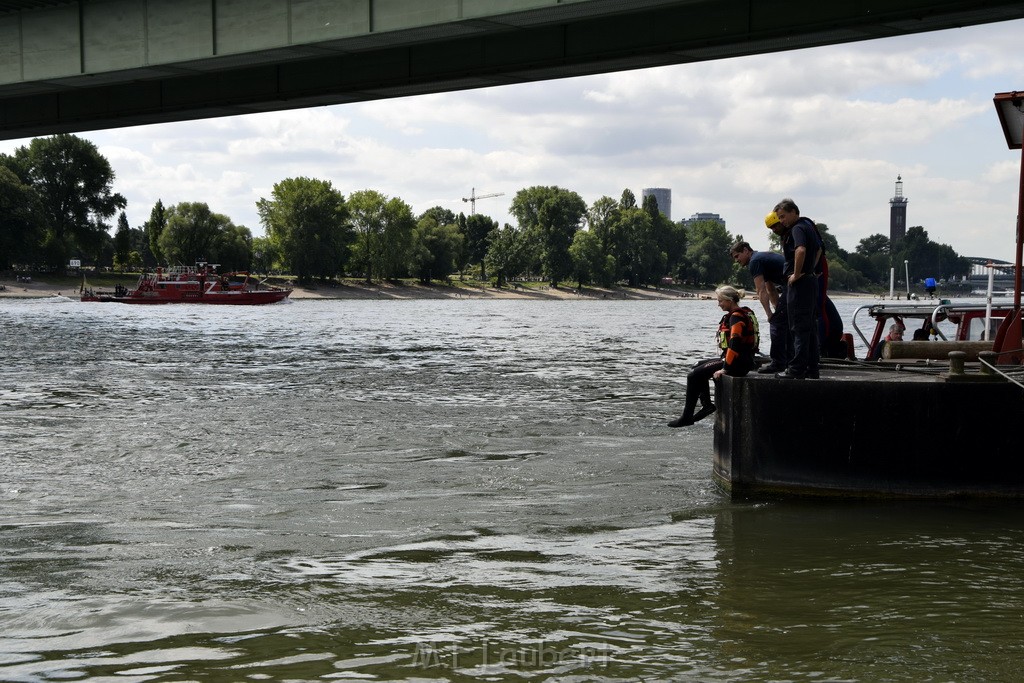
[462,187,504,215]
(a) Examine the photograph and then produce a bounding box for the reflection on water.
[2,297,1023,681]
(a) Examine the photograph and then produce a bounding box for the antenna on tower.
[462,187,504,215]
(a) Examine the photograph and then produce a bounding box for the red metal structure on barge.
[81,263,291,305]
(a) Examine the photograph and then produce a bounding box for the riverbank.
[0,277,713,301]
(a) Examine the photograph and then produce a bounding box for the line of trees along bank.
[2,133,971,290]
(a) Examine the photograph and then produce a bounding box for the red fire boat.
[81,263,291,305]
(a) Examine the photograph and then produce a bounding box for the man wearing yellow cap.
[772,198,823,379]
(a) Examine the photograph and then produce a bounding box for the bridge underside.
[2,0,1024,140]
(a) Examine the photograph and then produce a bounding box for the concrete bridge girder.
[2,0,1024,139]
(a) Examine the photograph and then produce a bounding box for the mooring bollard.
[948,350,967,375]
[978,350,997,375]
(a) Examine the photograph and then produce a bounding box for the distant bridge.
[966,257,1015,282]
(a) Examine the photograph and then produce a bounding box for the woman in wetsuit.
[668,285,758,428]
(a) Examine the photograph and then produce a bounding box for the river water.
[2,296,1024,682]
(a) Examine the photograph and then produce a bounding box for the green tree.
[113,212,131,271]
[619,189,637,210]
[257,177,351,282]
[893,226,970,282]
[418,206,463,277]
[379,197,416,280]
[683,220,734,286]
[216,224,253,272]
[144,200,168,265]
[587,196,620,255]
[0,164,43,269]
[349,189,386,282]
[856,233,891,257]
[13,134,126,267]
[663,221,688,280]
[410,216,464,284]
[847,232,893,284]
[485,225,530,287]
[642,193,675,282]
[616,206,664,286]
[510,185,586,287]
[114,249,143,273]
[462,213,498,280]
[418,206,457,226]
[348,190,415,282]
[586,196,624,283]
[569,229,614,288]
[251,236,282,274]
[824,259,869,292]
[815,223,847,261]
[127,224,154,267]
[158,202,233,266]
[846,251,888,284]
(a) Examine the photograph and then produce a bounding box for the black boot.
[692,403,716,422]
[668,402,714,428]
[668,413,694,428]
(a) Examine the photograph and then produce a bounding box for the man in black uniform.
[773,198,821,379]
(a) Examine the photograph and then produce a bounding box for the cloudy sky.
[4,17,1024,264]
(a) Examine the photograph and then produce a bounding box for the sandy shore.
[0,278,709,302]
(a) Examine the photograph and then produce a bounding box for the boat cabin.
[851,302,1009,361]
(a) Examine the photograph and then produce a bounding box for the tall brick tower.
[889,175,908,245]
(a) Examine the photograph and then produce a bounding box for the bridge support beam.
[3,0,1024,139]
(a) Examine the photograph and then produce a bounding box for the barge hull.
[713,371,1024,498]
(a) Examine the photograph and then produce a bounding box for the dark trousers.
[680,357,723,422]
[786,275,819,376]
[769,287,789,368]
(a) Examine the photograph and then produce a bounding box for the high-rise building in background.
[889,175,908,245]
[641,188,671,220]
[683,212,726,228]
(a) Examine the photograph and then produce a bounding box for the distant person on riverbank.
[773,198,822,379]
[731,228,788,374]
[668,285,758,428]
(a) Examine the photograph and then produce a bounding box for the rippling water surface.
[2,296,1024,682]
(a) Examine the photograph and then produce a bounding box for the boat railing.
[853,302,1009,353]
[852,302,962,350]
[851,304,873,349]
[930,304,957,341]
[849,303,946,349]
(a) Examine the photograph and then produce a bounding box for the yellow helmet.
[765,211,780,229]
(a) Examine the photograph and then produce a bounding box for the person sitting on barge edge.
[668,285,759,428]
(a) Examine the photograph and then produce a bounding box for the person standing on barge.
[772,198,822,379]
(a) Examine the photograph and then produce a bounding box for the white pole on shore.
[889,267,895,299]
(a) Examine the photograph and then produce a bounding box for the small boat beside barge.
[81,264,291,305]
